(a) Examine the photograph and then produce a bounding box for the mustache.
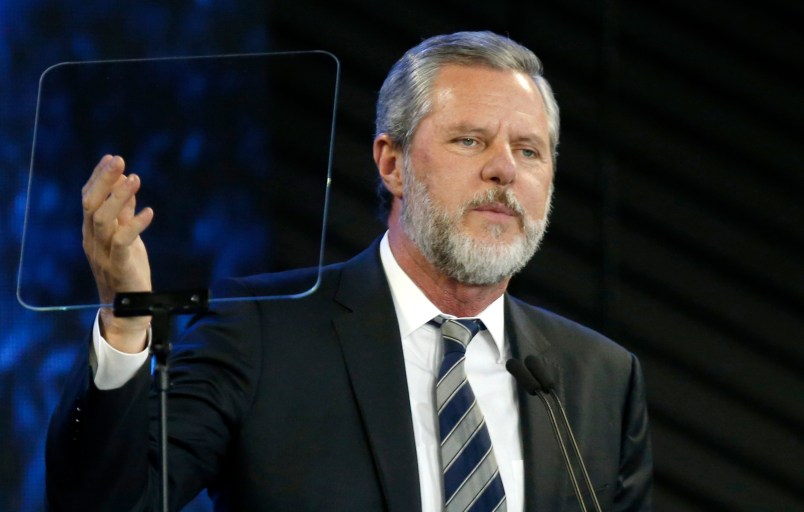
[462,188,526,218]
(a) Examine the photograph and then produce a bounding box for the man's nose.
[480,143,516,186]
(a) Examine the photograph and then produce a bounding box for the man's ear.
[373,133,404,198]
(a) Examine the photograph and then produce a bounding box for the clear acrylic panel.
[17,51,339,310]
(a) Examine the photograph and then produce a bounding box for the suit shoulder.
[210,240,383,304]
[210,260,349,300]
[507,295,632,360]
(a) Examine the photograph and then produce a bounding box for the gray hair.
[375,31,560,215]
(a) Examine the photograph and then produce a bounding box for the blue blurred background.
[1,2,271,510]
[2,1,802,511]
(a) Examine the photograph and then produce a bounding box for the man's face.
[400,64,554,285]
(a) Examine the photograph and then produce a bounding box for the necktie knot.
[433,316,484,352]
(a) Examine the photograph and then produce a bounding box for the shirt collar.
[379,233,507,358]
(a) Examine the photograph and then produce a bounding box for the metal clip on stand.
[114,289,210,512]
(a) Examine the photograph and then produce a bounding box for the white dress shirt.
[379,234,523,512]
[92,311,150,390]
[93,233,524,510]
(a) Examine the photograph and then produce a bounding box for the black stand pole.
[114,289,210,512]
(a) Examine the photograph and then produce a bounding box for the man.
[47,31,652,511]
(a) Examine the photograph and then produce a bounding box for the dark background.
[1,0,801,510]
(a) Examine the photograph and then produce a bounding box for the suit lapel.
[328,244,571,511]
[332,242,421,512]
[506,296,569,510]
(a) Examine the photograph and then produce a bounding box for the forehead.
[425,64,548,130]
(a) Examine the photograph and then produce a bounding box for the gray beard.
[400,160,551,286]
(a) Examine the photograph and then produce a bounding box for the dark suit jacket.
[46,240,652,511]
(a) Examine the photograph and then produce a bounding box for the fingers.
[82,155,125,244]
[85,164,147,239]
[108,208,154,277]
[111,206,154,254]
[81,156,154,259]
[82,154,124,214]
[118,190,137,225]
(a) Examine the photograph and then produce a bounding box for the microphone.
[522,356,602,512]
[505,358,541,395]
[506,358,588,512]
[523,355,555,389]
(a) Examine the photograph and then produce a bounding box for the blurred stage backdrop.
[1,1,801,510]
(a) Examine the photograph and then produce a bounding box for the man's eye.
[521,148,539,158]
[458,138,477,147]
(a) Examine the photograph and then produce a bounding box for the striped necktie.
[435,316,507,512]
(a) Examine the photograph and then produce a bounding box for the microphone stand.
[507,357,603,512]
[534,389,588,512]
[506,358,587,511]
[548,389,603,512]
[114,289,210,512]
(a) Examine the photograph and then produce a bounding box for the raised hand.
[82,155,154,352]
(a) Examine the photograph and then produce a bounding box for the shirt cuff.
[92,310,151,390]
